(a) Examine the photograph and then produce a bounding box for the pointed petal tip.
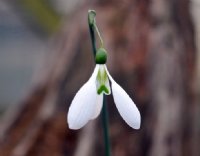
[67,114,85,130]
[133,110,141,129]
[67,115,80,130]
[133,125,140,130]
[132,115,141,130]
[68,123,81,130]
[125,109,141,129]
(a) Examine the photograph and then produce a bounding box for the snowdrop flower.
[67,48,141,130]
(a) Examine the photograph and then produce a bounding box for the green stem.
[88,10,111,156]
[89,23,96,56]
[102,95,111,156]
[88,10,97,56]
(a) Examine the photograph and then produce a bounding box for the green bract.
[88,10,96,26]
[95,48,107,64]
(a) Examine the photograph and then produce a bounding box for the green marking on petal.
[103,69,107,83]
[97,85,109,95]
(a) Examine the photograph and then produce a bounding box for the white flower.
[67,64,141,130]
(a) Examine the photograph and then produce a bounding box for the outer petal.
[105,66,141,129]
[91,94,103,119]
[67,65,99,129]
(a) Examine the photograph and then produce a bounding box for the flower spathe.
[67,64,141,130]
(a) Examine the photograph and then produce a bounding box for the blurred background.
[0,0,200,156]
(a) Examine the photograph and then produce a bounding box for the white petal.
[67,65,99,130]
[91,94,103,119]
[89,64,100,81]
[105,66,141,129]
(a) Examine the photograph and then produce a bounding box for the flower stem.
[89,22,96,56]
[88,10,111,156]
[102,95,111,156]
[88,10,97,56]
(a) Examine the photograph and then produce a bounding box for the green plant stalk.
[88,10,111,156]
[101,96,111,156]
[89,24,96,57]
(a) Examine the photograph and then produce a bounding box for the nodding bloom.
[67,48,141,130]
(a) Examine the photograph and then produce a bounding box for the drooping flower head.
[67,48,141,130]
